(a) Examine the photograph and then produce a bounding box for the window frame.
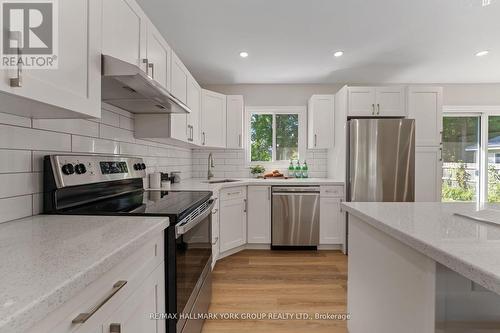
[245,106,306,167]
[443,105,500,204]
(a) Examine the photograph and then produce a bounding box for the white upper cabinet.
[247,186,271,244]
[102,0,147,73]
[407,86,443,147]
[348,87,376,117]
[348,86,406,117]
[226,95,244,149]
[0,0,102,119]
[201,89,227,148]
[170,52,188,104]
[146,24,171,91]
[375,87,406,117]
[308,95,334,149]
[186,76,201,145]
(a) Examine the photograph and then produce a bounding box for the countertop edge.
[2,217,169,333]
[168,178,344,191]
[341,203,500,295]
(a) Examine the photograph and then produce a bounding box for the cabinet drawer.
[320,185,344,197]
[31,234,164,333]
[220,186,246,201]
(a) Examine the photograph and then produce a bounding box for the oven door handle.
[175,199,216,238]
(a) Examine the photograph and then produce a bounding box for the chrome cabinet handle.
[377,103,380,115]
[72,281,127,324]
[9,31,22,87]
[142,58,149,74]
[190,126,194,141]
[268,187,271,201]
[371,104,375,115]
[202,132,206,145]
[243,199,247,213]
[238,134,242,148]
[212,237,219,245]
[439,147,443,161]
[148,63,154,79]
[110,323,121,333]
[314,134,317,147]
[212,208,218,214]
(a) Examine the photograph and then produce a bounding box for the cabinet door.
[146,24,171,91]
[102,0,147,72]
[320,197,343,245]
[171,52,188,103]
[0,0,102,118]
[201,89,227,148]
[308,95,334,149]
[375,87,406,117]
[211,201,220,267]
[247,186,271,244]
[226,96,244,149]
[408,86,443,147]
[103,263,165,333]
[187,77,202,145]
[348,87,376,117]
[415,147,442,202]
[219,197,247,253]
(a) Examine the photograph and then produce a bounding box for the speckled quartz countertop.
[169,178,344,192]
[342,202,500,295]
[0,214,169,333]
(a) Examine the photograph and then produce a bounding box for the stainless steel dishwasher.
[271,186,320,249]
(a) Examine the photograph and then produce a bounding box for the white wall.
[442,84,500,106]
[0,104,192,224]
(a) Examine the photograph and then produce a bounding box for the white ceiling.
[137,0,500,85]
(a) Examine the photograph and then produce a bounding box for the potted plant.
[250,165,265,178]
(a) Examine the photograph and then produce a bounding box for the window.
[442,108,500,204]
[246,107,306,165]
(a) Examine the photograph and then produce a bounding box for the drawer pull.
[72,280,127,324]
[212,237,219,245]
[110,323,121,333]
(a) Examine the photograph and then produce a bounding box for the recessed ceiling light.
[482,0,491,6]
[475,50,489,57]
[239,51,249,58]
[333,51,344,57]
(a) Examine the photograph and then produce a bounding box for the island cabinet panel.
[247,186,271,244]
[347,215,436,333]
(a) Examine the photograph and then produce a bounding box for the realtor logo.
[1,0,58,68]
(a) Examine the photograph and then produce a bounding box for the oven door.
[175,199,214,333]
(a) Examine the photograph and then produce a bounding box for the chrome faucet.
[207,153,215,180]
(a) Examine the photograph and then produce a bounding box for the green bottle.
[294,160,302,178]
[302,161,309,178]
[288,160,294,178]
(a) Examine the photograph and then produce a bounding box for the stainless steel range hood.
[101,54,191,114]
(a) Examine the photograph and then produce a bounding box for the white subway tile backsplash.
[120,142,148,156]
[0,124,71,151]
[100,109,120,127]
[119,115,134,131]
[0,150,32,173]
[0,112,31,127]
[0,196,32,223]
[72,136,120,154]
[32,119,99,137]
[100,124,135,143]
[0,173,41,199]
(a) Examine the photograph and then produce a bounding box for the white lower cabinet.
[103,263,165,333]
[219,187,247,253]
[319,186,345,245]
[415,147,442,202]
[30,235,164,333]
[247,186,271,244]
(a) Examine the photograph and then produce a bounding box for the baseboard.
[318,244,343,250]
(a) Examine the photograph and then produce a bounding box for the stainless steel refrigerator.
[345,118,415,252]
[346,118,415,203]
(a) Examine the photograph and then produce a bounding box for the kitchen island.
[342,202,500,333]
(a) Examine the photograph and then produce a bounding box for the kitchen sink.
[202,179,240,184]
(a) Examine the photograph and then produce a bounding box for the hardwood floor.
[202,250,348,333]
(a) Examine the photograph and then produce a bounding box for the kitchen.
[0,1,500,333]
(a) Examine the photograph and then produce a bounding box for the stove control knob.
[141,163,146,170]
[75,163,87,174]
[133,163,140,170]
[61,164,75,175]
